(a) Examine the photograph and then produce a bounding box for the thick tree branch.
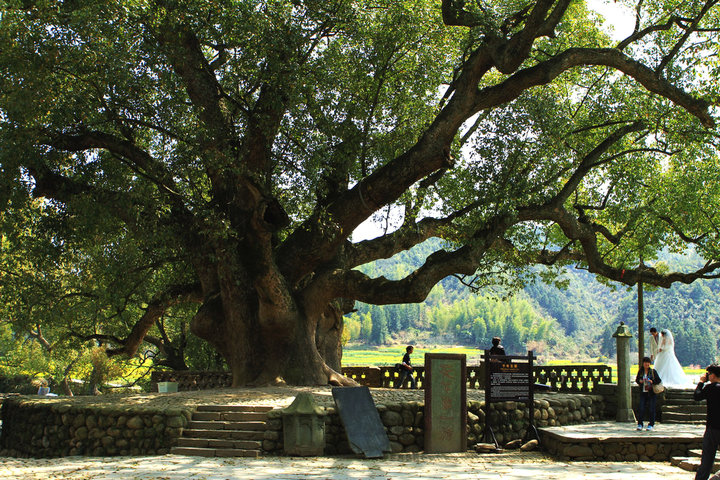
[345,217,447,269]
[279,40,713,287]
[474,48,714,128]
[523,204,720,287]
[48,131,183,199]
[345,202,483,269]
[617,15,686,51]
[655,0,719,74]
[28,325,53,352]
[552,121,645,205]
[29,163,141,226]
[152,17,234,149]
[105,283,202,357]
[441,0,482,27]
[655,213,709,243]
[487,0,572,73]
[306,216,513,306]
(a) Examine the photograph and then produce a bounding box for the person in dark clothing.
[489,337,506,356]
[694,364,720,480]
[395,345,417,389]
[635,356,662,431]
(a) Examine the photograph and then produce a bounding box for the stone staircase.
[171,405,273,457]
[670,449,720,474]
[660,388,705,424]
[661,388,714,474]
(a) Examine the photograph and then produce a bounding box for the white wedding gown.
[653,330,690,387]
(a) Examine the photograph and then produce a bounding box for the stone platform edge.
[1,393,605,458]
[0,396,192,458]
[540,423,703,462]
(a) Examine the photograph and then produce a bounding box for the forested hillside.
[344,240,720,365]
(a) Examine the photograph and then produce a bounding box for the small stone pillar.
[612,322,635,422]
[281,392,325,456]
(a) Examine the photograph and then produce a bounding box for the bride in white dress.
[653,329,690,387]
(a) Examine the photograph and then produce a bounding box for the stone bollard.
[612,322,635,422]
[281,392,325,456]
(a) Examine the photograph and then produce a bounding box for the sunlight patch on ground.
[0,453,693,480]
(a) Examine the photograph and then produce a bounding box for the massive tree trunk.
[190,294,346,386]
[188,241,352,386]
[315,302,347,373]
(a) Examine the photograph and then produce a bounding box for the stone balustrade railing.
[151,364,611,395]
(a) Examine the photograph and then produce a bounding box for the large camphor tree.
[1,0,719,386]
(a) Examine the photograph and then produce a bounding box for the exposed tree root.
[324,364,359,386]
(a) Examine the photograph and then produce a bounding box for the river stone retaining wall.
[0,397,192,457]
[541,432,701,461]
[0,392,603,457]
[261,393,605,455]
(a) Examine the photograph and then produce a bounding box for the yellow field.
[342,345,494,366]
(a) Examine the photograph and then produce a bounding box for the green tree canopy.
[1,0,719,385]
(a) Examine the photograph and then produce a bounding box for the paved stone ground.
[0,387,705,478]
[0,451,694,479]
[541,420,705,440]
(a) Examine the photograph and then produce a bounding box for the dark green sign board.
[424,353,467,453]
[484,351,538,447]
[332,386,391,458]
[488,359,532,402]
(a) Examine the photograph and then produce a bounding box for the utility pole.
[637,258,645,368]
[638,279,644,367]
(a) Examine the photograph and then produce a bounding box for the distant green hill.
[345,239,720,365]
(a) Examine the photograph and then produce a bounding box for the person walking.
[395,345,417,389]
[693,364,720,480]
[635,356,662,431]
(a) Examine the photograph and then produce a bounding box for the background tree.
[1,0,719,386]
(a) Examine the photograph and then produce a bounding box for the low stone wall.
[0,397,191,457]
[0,391,604,458]
[261,393,605,455]
[542,432,701,461]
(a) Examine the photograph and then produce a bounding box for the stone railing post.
[612,322,635,422]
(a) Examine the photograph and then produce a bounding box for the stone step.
[662,398,699,405]
[182,428,265,441]
[188,420,267,430]
[176,437,262,450]
[663,404,705,413]
[662,420,705,425]
[192,411,269,422]
[196,405,274,413]
[661,412,706,423]
[170,446,261,458]
[669,456,720,474]
[687,449,720,461]
[664,393,697,400]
